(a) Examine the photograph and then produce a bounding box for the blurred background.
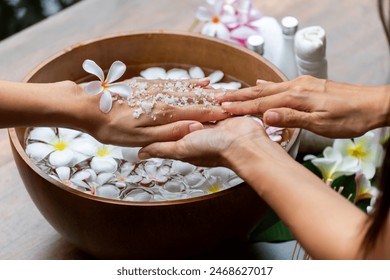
[0,0,82,41]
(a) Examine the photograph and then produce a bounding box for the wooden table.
[0,0,389,259]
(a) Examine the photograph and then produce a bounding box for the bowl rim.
[8,30,299,206]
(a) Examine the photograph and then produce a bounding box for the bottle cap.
[246,35,265,55]
[281,16,298,35]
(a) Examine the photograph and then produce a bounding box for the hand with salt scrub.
[139,76,390,259]
[0,65,229,147]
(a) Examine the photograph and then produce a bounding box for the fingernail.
[138,152,151,160]
[189,122,203,132]
[198,78,210,84]
[221,102,232,107]
[264,111,280,124]
[256,79,269,85]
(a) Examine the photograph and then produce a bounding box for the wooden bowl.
[8,31,300,259]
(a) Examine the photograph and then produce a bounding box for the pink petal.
[108,83,133,99]
[106,61,126,84]
[82,59,104,81]
[84,81,103,95]
[195,6,211,21]
[99,91,113,113]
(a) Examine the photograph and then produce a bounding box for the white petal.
[208,167,234,180]
[29,127,56,143]
[208,70,224,83]
[106,61,126,83]
[360,161,376,180]
[189,66,205,79]
[333,139,354,156]
[108,84,133,99]
[195,6,211,21]
[164,181,185,193]
[226,176,244,187]
[56,166,71,181]
[82,59,104,81]
[122,147,141,164]
[159,188,185,200]
[72,170,91,181]
[99,91,113,113]
[91,156,118,174]
[269,134,282,142]
[166,68,190,80]
[220,14,237,24]
[108,146,123,159]
[127,175,143,184]
[120,162,135,175]
[215,23,230,40]
[140,67,167,79]
[26,142,54,161]
[49,150,74,167]
[323,146,342,162]
[83,81,103,95]
[171,160,196,175]
[202,22,218,37]
[96,185,119,199]
[184,173,207,188]
[58,128,82,141]
[303,154,317,161]
[230,25,258,40]
[97,172,114,185]
[211,82,241,90]
[70,138,97,156]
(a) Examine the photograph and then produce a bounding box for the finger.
[263,108,312,129]
[139,141,181,160]
[136,121,204,146]
[215,82,291,102]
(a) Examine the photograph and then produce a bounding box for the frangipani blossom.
[354,172,379,203]
[82,59,132,113]
[89,142,122,174]
[196,0,236,40]
[304,146,360,183]
[26,128,96,167]
[333,132,383,179]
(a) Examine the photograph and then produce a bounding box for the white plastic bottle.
[274,16,299,80]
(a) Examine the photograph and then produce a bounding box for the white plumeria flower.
[196,0,236,40]
[26,127,96,167]
[82,59,132,113]
[90,143,122,174]
[354,172,379,203]
[333,132,383,179]
[304,146,360,183]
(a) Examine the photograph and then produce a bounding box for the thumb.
[264,108,310,128]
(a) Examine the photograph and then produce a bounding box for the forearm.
[224,137,368,259]
[0,80,96,130]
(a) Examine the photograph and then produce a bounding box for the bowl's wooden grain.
[8,31,299,259]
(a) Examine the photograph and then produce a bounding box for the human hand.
[138,116,285,169]
[77,78,229,146]
[216,75,390,138]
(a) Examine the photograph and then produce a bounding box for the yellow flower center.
[97,146,111,157]
[347,144,367,159]
[207,185,222,193]
[52,140,69,151]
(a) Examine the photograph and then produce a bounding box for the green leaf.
[332,175,356,201]
[250,220,295,242]
[248,209,295,242]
